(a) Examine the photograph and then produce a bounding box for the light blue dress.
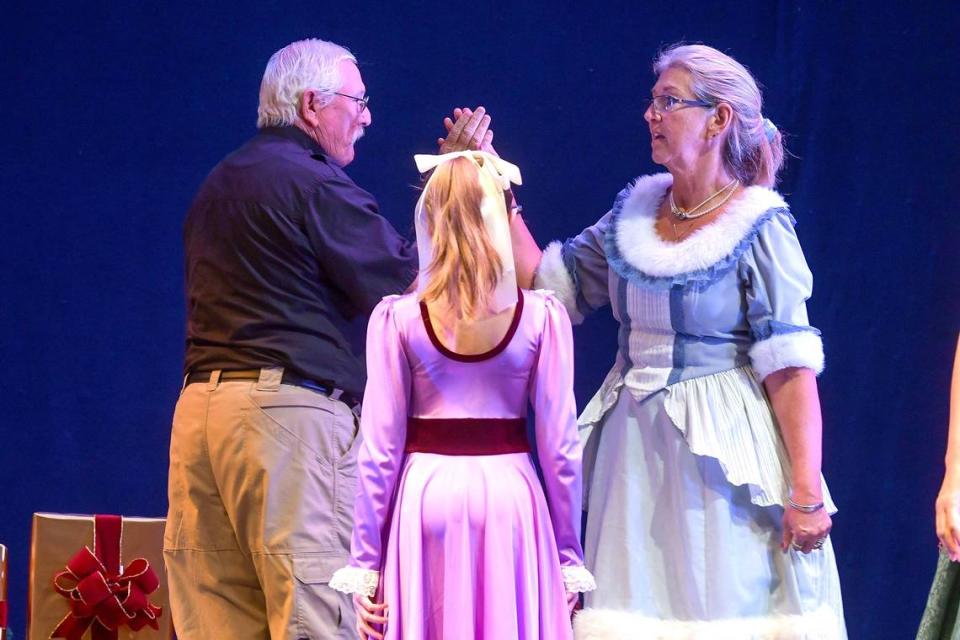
[536,173,847,639]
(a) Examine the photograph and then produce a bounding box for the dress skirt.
[576,382,846,639]
[378,451,573,640]
[917,552,960,639]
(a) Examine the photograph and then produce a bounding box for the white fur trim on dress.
[749,331,825,381]
[328,566,379,598]
[535,241,584,324]
[573,605,843,640]
[562,565,598,593]
[614,173,789,277]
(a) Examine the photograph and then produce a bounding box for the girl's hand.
[353,594,388,640]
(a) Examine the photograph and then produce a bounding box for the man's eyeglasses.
[646,95,713,115]
[333,91,370,113]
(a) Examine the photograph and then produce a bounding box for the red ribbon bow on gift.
[50,515,163,640]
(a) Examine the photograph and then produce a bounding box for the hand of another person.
[353,594,388,640]
[937,472,960,561]
[438,106,496,155]
[781,506,832,554]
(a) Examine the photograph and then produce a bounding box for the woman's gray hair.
[257,38,357,129]
[653,44,784,187]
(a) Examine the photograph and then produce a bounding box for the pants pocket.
[293,554,356,639]
[337,412,363,476]
[240,393,339,552]
[245,387,342,463]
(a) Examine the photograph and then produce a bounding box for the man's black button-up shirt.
[183,126,417,397]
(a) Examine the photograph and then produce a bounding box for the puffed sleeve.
[528,294,596,594]
[533,212,612,324]
[329,297,410,597]
[739,210,825,381]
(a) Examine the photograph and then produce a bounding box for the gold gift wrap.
[27,513,172,640]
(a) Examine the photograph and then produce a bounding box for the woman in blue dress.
[515,43,847,638]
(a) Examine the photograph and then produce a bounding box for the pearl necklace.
[669,178,740,220]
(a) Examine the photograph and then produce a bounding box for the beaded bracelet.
[787,496,824,513]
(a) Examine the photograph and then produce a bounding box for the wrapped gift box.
[1,543,9,638]
[27,513,172,640]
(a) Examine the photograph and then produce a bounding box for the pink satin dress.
[342,289,588,639]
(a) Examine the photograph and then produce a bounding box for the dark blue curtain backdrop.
[1,1,957,636]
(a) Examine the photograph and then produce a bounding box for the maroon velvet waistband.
[405,417,530,455]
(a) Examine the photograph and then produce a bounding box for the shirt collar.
[258,125,328,159]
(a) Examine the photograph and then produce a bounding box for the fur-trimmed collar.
[611,173,789,278]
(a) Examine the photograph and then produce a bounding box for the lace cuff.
[328,566,379,598]
[561,565,597,593]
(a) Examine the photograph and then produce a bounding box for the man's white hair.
[257,38,357,129]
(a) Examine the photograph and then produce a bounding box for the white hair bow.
[413,150,522,313]
[414,150,522,190]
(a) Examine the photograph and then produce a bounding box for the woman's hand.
[353,594,388,640]
[937,336,960,561]
[781,506,832,554]
[936,472,960,561]
[566,591,579,615]
[438,107,496,155]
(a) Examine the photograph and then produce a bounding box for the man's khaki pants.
[163,368,361,639]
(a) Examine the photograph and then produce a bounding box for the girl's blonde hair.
[420,157,503,320]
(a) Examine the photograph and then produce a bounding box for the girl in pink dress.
[330,151,595,639]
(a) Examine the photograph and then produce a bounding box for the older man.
[163,38,490,639]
